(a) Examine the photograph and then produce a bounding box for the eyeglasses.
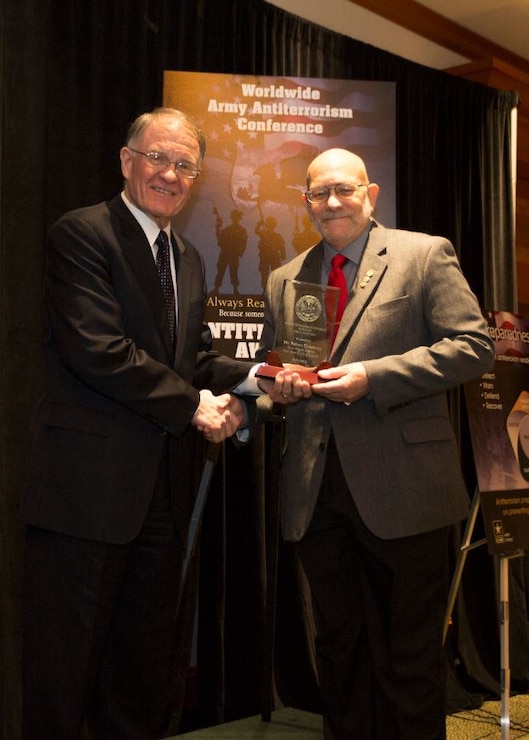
[305,183,368,204]
[129,148,201,179]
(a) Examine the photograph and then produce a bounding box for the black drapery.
[0,0,522,737]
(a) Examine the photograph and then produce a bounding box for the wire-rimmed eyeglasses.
[305,183,368,204]
[129,148,201,179]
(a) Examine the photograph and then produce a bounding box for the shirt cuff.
[232,363,266,396]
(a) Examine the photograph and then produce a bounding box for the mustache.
[320,211,347,222]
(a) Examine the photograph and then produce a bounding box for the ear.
[120,147,133,179]
[367,182,380,209]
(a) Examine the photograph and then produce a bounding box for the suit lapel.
[296,242,325,284]
[173,233,191,369]
[331,226,388,358]
[108,197,174,360]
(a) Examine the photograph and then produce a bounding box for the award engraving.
[257,279,340,383]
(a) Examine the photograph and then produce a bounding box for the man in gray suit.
[256,148,495,740]
[20,108,251,739]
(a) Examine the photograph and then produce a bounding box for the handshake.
[191,360,370,443]
[191,390,246,443]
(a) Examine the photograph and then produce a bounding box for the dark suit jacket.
[257,222,495,542]
[21,195,249,544]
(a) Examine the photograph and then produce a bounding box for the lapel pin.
[359,269,375,289]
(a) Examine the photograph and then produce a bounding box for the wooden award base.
[255,350,332,384]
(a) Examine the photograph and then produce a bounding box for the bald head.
[303,148,379,250]
[306,148,369,189]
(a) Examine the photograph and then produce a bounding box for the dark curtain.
[0,0,522,737]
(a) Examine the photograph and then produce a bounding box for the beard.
[315,197,373,248]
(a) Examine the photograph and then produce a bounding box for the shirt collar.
[322,220,373,270]
[121,192,171,247]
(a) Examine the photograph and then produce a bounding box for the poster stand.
[444,488,524,740]
[447,308,529,739]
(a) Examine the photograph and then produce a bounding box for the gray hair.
[125,107,206,162]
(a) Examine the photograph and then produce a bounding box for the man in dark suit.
[20,108,252,739]
[257,148,495,739]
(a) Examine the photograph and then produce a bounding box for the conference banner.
[163,70,396,359]
[465,310,529,553]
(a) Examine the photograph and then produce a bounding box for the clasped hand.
[260,362,369,406]
[191,389,245,442]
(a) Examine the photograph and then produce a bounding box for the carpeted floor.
[446,694,529,738]
[173,695,529,738]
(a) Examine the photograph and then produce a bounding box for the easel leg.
[500,554,511,740]
[498,550,524,739]
[443,488,487,644]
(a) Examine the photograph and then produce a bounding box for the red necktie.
[327,253,348,346]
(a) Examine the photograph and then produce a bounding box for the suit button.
[318,442,325,451]
[160,430,167,437]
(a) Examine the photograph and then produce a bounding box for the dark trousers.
[22,455,196,740]
[295,437,449,740]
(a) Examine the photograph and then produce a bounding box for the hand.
[312,362,370,405]
[191,390,240,442]
[258,366,312,405]
[225,394,246,435]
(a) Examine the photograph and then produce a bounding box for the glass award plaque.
[257,279,340,384]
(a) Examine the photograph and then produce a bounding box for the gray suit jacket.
[257,222,495,541]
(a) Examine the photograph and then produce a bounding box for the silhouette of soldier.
[293,213,316,255]
[213,208,247,293]
[255,216,286,292]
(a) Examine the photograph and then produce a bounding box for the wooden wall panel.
[347,0,529,313]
